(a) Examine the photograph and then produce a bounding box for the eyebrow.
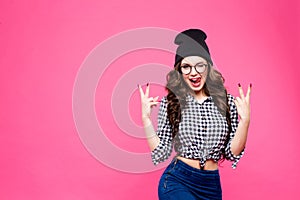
[181,61,206,66]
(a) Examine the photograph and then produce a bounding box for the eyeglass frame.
[179,62,208,75]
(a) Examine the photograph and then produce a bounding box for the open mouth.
[189,77,201,87]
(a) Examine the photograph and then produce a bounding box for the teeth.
[190,77,200,83]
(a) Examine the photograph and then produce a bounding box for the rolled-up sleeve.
[225,94,245,169]
[151,97,173,165]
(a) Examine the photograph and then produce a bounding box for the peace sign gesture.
[234,83,252,122]
[138,83,159,120]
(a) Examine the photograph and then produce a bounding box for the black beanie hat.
[174,29,213,67]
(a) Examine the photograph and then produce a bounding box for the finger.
[150,101,159,107]
[234,99,239,107]
[148,96,160,103]
[238,83,245,99]
[153,96,159,102]
[138,84,144,97]
[235,96,242,104]
[246,83,252,100]
[145,83,150,97]
[148,97,154,102]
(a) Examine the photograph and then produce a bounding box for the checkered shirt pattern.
[151,93,244,169]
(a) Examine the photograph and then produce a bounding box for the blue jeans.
[158,158,222,200]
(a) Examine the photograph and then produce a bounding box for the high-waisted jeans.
[158,157,222,200]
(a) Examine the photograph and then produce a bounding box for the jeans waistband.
[171,157,219,175]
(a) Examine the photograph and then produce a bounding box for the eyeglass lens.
[181,63,207,74]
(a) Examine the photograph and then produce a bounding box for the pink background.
[1,0,299,199]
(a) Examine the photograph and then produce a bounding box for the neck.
[192,90,207,102]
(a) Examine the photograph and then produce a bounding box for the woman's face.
[180,56,208,93]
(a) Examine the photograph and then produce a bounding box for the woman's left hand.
[234,83,251,122]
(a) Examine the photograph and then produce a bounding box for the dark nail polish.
[238,83,241,87]
[250,83,252,88]
[147,83,149,86]
[137,84,139,88]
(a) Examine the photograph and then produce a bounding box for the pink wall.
[1,0,299,199]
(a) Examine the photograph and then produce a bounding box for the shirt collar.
[187,93,212,104]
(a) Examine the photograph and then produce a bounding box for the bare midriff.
[176,156,218,170]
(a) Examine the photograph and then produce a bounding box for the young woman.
[138,29,251,200]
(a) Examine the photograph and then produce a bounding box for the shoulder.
[227,93,236,108]
[160,96,168,104]
[158,96,168,110]
[227,93,235,100]
[227,93,235,103]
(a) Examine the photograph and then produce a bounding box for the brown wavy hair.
[166,60,232,159]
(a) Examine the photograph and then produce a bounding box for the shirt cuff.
[225,140,245,169]
[151,142,172,165]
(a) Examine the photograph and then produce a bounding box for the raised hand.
[138,83,159,121]
[234,83,252,122]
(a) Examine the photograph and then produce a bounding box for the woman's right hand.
[138,83,159,122]
[138,83,160,149]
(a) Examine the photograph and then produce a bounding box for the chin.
[189,84,204,92]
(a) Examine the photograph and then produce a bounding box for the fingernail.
[250,83,252,88]
[147,83,149,86]
[137,84,139,88]
[238,83,241,87]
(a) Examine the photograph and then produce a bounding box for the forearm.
[230,118,250,156]
[143,117,160,151]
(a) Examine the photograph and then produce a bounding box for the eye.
[196,64,205,68]
[181,65,191,69]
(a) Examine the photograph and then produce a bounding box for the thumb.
[153,96,159,102]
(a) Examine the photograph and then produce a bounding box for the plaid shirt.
[151,93,244,169]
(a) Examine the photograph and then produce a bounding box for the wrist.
[142,116,152,126]
[239,117,250,126]
[142,114,150,120]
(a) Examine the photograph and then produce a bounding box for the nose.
[190,66,198,75]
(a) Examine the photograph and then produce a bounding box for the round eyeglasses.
[180,63,208,75]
